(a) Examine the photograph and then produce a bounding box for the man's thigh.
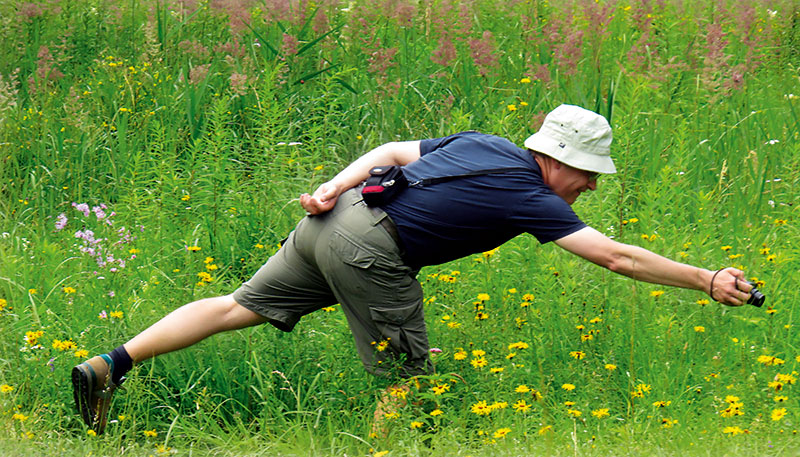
[233,228,337,332]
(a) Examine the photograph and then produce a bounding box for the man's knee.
[200,295,266,330]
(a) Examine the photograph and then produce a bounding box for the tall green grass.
[1,0,799,455]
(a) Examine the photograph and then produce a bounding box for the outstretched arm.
[300,140,422,215]
[554,226,752,306]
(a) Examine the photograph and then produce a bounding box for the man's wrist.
[697,268,715,295]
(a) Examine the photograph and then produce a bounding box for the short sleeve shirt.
[381,131,587,269]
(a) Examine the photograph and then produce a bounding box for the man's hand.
[300,181,342,215]
[710,267,752,307]
[298,140,421,216]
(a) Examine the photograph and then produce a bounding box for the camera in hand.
[745,281,766,307]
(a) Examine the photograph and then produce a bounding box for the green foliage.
[1,0,799,455]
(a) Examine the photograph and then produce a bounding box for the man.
[73,104,752,433]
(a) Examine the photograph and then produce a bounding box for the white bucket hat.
[524,104,616,174]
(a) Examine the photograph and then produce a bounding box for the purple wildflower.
[368,47,398,76]
[280,33,299,57]
[189,64,211,86]
[18,2,44,22]
[431,36,456,67]
[72,202,90,217]
[469,31,498,77]
[230,72,248,96]
[92,205,106,220]
[177,40,210,60]
[34,46,63,82]
[55,213,67,230]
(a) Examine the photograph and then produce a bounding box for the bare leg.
[123,294,267,363]
[371,384,409,438]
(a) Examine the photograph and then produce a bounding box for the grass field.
[1,0,800,455]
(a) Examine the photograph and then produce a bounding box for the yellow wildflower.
[512,400,531,412]
[772,408,787,421]
[769,381,784,391]
[757,355,785,366]
[722,426,745,436]
[389,387,408,399]
[470,357,487,368]
[471,401,491,416]
[430,383,450,395]
[661,418,678,428]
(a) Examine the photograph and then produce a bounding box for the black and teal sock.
[107,345,133,384]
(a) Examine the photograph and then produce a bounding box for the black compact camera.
[361,166,408,207]
[744,281,766,307]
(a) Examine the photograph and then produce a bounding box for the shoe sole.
[71,364,96,429]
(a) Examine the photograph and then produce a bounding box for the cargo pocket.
[369,302,429,362]
[330,231,376,269]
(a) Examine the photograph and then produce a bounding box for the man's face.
[548,163,598,205]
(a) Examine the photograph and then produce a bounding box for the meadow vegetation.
[1,0,799,455]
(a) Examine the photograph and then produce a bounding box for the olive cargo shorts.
[233,189,432,377]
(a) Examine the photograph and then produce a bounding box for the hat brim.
[524,132,616,174]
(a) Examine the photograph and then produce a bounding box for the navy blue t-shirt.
[381,131,586,269]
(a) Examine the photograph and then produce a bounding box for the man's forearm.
[329,141,421,191]
[299,140,421,214]
[609,244,713,292]
[555,226,751,306]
